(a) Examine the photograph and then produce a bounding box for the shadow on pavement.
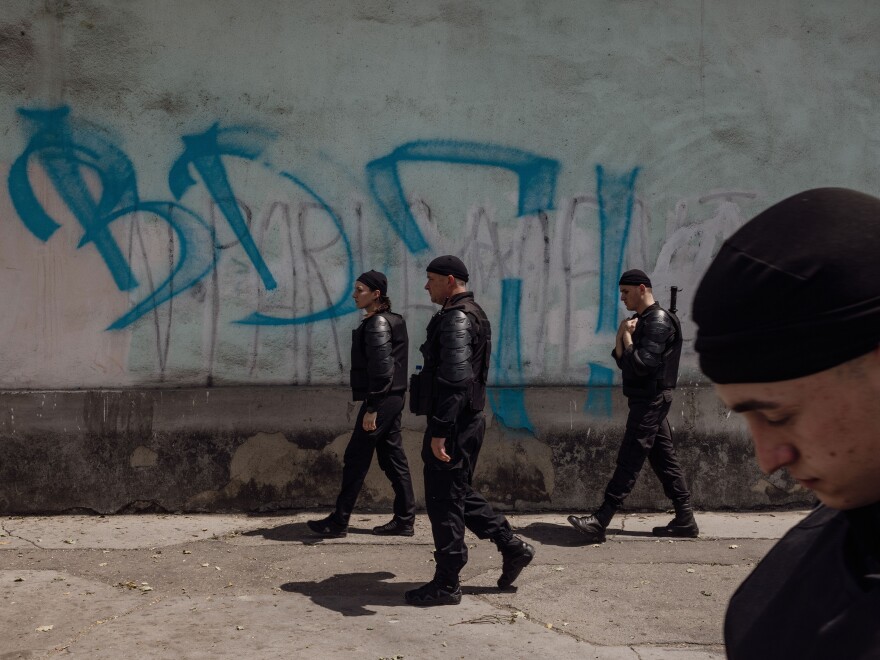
[240,522,377,542]
[241,522,314,542]
[281,571,420,615]
[514,521,596,547]
[612,529,656,538]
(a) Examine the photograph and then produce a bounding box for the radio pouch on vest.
[409,368,435,416]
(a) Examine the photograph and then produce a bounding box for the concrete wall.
[0,386,807,514]
[1,0,874,512]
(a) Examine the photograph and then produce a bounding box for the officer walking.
[405,255,535,606]
[567,269,698,541]
[307,270,416,538]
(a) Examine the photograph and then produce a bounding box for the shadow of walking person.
[280,571,421,616]
[513,521,594,547]
[241,522,316,542]
[241,521,378,543]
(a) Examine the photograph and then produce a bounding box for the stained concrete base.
[0,510,809,659]
[0,386,813,514]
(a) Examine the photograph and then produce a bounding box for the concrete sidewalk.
[0,510,809,659]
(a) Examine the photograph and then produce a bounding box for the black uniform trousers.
[603,389,691,509]
[334,394,416,526]
[421,409,510,585]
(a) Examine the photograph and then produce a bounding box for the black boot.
[652,502,699,538]
[567,502,615,543]
[306,514,347,538]
[372,518,414,536]
[495,534,535,590]
[404,578,462,606]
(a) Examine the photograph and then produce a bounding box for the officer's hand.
[362,411,378,432]
[431,437,451,462]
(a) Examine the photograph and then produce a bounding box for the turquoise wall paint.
[1,0,877,391]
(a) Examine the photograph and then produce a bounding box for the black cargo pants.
[334,394,415,526]
[421,409,510,585]
[603,389,691,509]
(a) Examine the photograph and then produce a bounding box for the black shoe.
[306,515,347,538]
[652,516,699,538]
[497,537,535,590]
[567,514,607,543]
[404,579,462,607]
[372,518,414,537]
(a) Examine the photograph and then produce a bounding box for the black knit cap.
[426,255,469,282]
[356,270,387,296]
[693,187,880,384]
[619,269,652,287]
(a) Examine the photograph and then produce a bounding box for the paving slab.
[0,510,810,659]
[0,514,284,550]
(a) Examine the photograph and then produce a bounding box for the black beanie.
[619,269,652,287]
[426,255,469,282]
[693,187,880,383]
[356,270,387,296]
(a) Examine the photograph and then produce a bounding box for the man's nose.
[751,430,799,475]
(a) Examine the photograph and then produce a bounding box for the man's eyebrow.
[729,399,781,413]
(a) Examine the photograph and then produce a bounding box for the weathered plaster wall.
[0,1,872,511]
[0,387,809,514]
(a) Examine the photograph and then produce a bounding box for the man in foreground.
[692,187,880,658]
[405,255,534,606]
[568,269,698,542]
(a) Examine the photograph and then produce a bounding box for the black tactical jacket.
[725,502,880,659]
[350,311,408,411]
[613,302,682,398]
[420,292,490,438]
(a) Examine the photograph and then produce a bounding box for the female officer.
[307,270,416,537]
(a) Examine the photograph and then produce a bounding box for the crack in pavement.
[1,519,44,549]
[50,593,168,656]
[471,594,591,645]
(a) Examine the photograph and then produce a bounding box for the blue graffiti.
[366,140,560,253]
[236,171,357,325]
[9,107,362,329]
[169,124,279,290]
[169,125,357,325]
[489,278,534,432]
[366,141,559,429]
[106,202,216,330]
[8,106,644,423]
[10,107,139,290]
[584,362,614,417]
[594,165,640,334]
[8,107,217,330]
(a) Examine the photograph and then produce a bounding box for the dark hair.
[375,295,392,313]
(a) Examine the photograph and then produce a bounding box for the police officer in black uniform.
[405,256,535,606]
[308,270,415,537]
[567,269,698,542]
[693,188,880,659]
